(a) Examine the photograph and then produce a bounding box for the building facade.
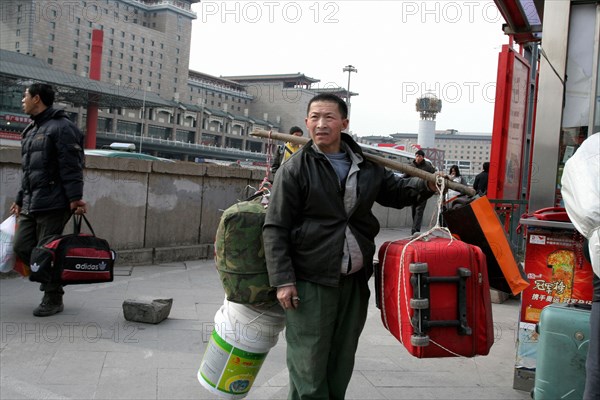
[0,0,286,158]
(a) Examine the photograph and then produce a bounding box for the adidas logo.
[99,261,107,271]
[31,262,40,272]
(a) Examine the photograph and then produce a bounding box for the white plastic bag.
[561,133,600,276]
[0,214,17,273]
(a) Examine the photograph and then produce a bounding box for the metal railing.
[489,199,528,259]
[98,131,266,158]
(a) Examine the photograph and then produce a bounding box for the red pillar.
[85,29,103,149]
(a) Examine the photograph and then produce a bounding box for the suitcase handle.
[410,264,473,336]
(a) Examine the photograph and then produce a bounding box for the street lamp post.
[343,64,357,130]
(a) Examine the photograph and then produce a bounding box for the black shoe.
[33,292,64,317]
[33,301,64,317]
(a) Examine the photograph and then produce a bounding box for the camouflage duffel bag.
[214,198,276,305]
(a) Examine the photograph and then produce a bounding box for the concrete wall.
[0,147,438,265]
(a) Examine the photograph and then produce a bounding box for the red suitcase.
[377,236,494,358]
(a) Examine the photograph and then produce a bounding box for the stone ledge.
[153,244,210,264]
[116,248,154,266]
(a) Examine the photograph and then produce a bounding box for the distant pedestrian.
[270,126,304,176]
[407,149,436,234]
[473,162,490,196]
[10,83,87,317]
[445,164,466,206]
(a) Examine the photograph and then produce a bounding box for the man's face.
[305,101,348,154]
[22,89,39,116]
[415,154,424,165]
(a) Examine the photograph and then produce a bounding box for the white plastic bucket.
[197,300,285,399]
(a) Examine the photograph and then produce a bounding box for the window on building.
[15,42,19,49]
[50,22,56,29]
[48,45,54,52]
[49,33,55,40]
[109,38,114,45]
[84,66,89,74]
[48,58,53,65]
[130,44,134,51]
[16,29,20,37]
[128,66,133,72]
[131,34,135,40]
[73,64,77,71]
[17,17,22,24]
[73,52,78,58]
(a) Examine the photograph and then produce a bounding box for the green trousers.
[285,271,370,400]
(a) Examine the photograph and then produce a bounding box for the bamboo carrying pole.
[251,129,476,197]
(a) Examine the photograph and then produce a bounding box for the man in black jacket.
[473,161,490,196]
[263,93,437,399]
[408,149,436,234]
[10,83,86,317]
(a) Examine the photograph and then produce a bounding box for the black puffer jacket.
[264,133,433,287]
[16,107,85,214]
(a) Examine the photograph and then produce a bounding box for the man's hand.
[70,199,87,215]
[277,285,300,310]
[9,202,20,216]
[428,172,446,193]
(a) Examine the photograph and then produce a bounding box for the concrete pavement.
[0,228,530,399]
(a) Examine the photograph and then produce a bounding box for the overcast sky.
[188,1,508,136]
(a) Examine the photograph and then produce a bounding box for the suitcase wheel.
[409,262,428,274]
[410,334,430,347]
[409,298,429,309]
